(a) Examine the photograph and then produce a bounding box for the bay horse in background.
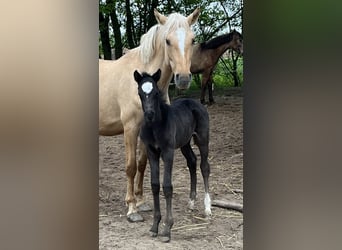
[99,8,200,222]
[191,30,243,104]
[134,69,211,242]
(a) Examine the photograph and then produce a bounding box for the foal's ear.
[133,70,142,85]
[152,69,161,83]
[154,9,167,25]
[187,7,200,26]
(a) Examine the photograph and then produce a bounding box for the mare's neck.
[143,34,173,103]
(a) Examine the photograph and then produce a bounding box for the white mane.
[138,13,191,65]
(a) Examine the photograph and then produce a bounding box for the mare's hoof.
[138,203,152,212]
[127,212,144,223]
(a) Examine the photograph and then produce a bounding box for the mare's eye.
[166,39,171,46]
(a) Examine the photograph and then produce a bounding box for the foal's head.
[134,69,162,123]
[230,30,243,55]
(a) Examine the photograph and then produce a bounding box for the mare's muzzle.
[174,73,192,90]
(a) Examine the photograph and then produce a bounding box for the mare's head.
[230,30,243,55]
[134,69,162,123]
[154,8,200,89]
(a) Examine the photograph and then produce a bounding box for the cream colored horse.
[99,8,200,222]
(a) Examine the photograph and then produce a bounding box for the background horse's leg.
[208,71,215,104]
[200,72,210,104]
[135,139,152,211]
[124,128,144,222]
[181,142,197,210]
[160,149,174,242]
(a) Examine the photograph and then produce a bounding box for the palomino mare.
[134,69,211,242]
[99,8,200,222]
[191,30,243,104]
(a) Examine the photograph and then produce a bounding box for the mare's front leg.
[160,148,175,242]
[147,146,161,237]
[135,139,152,211]
[124,127,143,222]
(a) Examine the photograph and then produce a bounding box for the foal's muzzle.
[174,73,192,90]
[145,111,155,122]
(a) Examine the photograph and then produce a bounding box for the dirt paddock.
[99,88,243,249]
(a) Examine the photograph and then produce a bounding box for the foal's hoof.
[127,212,144,223]
[160,235,171,243]
[138,203,152,212]
[149,231,158,237]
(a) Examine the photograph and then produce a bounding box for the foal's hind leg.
[194,135,212,216]
[181,142,197,210]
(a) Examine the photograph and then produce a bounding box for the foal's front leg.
[147,147,161,237]
[160,149,175,242]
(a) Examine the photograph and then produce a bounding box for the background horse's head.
[134,69,162,123]
[154,8,200,90]
[231,30,243,55]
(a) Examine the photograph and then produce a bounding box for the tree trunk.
[231,50,240,87]
[147,0,159,29]
[107,0,122,59]
[125,0,135,48]
[99,11,112,60]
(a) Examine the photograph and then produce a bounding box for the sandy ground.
[99,89,243,249]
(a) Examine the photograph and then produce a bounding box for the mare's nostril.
[175,74,180,82]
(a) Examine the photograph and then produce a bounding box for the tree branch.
[212,199,243,213]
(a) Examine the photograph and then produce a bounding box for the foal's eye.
[166,39,171,46]
[192,39,195,45]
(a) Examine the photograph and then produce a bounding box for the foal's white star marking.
[141,81,153,94]
[176,28,186,57]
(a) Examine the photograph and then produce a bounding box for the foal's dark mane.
[200,30,242,50]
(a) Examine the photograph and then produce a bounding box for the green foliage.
[213,56,243,88]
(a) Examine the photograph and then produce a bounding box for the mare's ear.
[133,70,142,85]
[152,69,161,83]
[154,9,167,25]
[187,7,200,26]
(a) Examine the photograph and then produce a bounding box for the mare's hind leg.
[181,142,197,210]
[124,127,144,222]
[194,135,212,217]
[135,139,152,212]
